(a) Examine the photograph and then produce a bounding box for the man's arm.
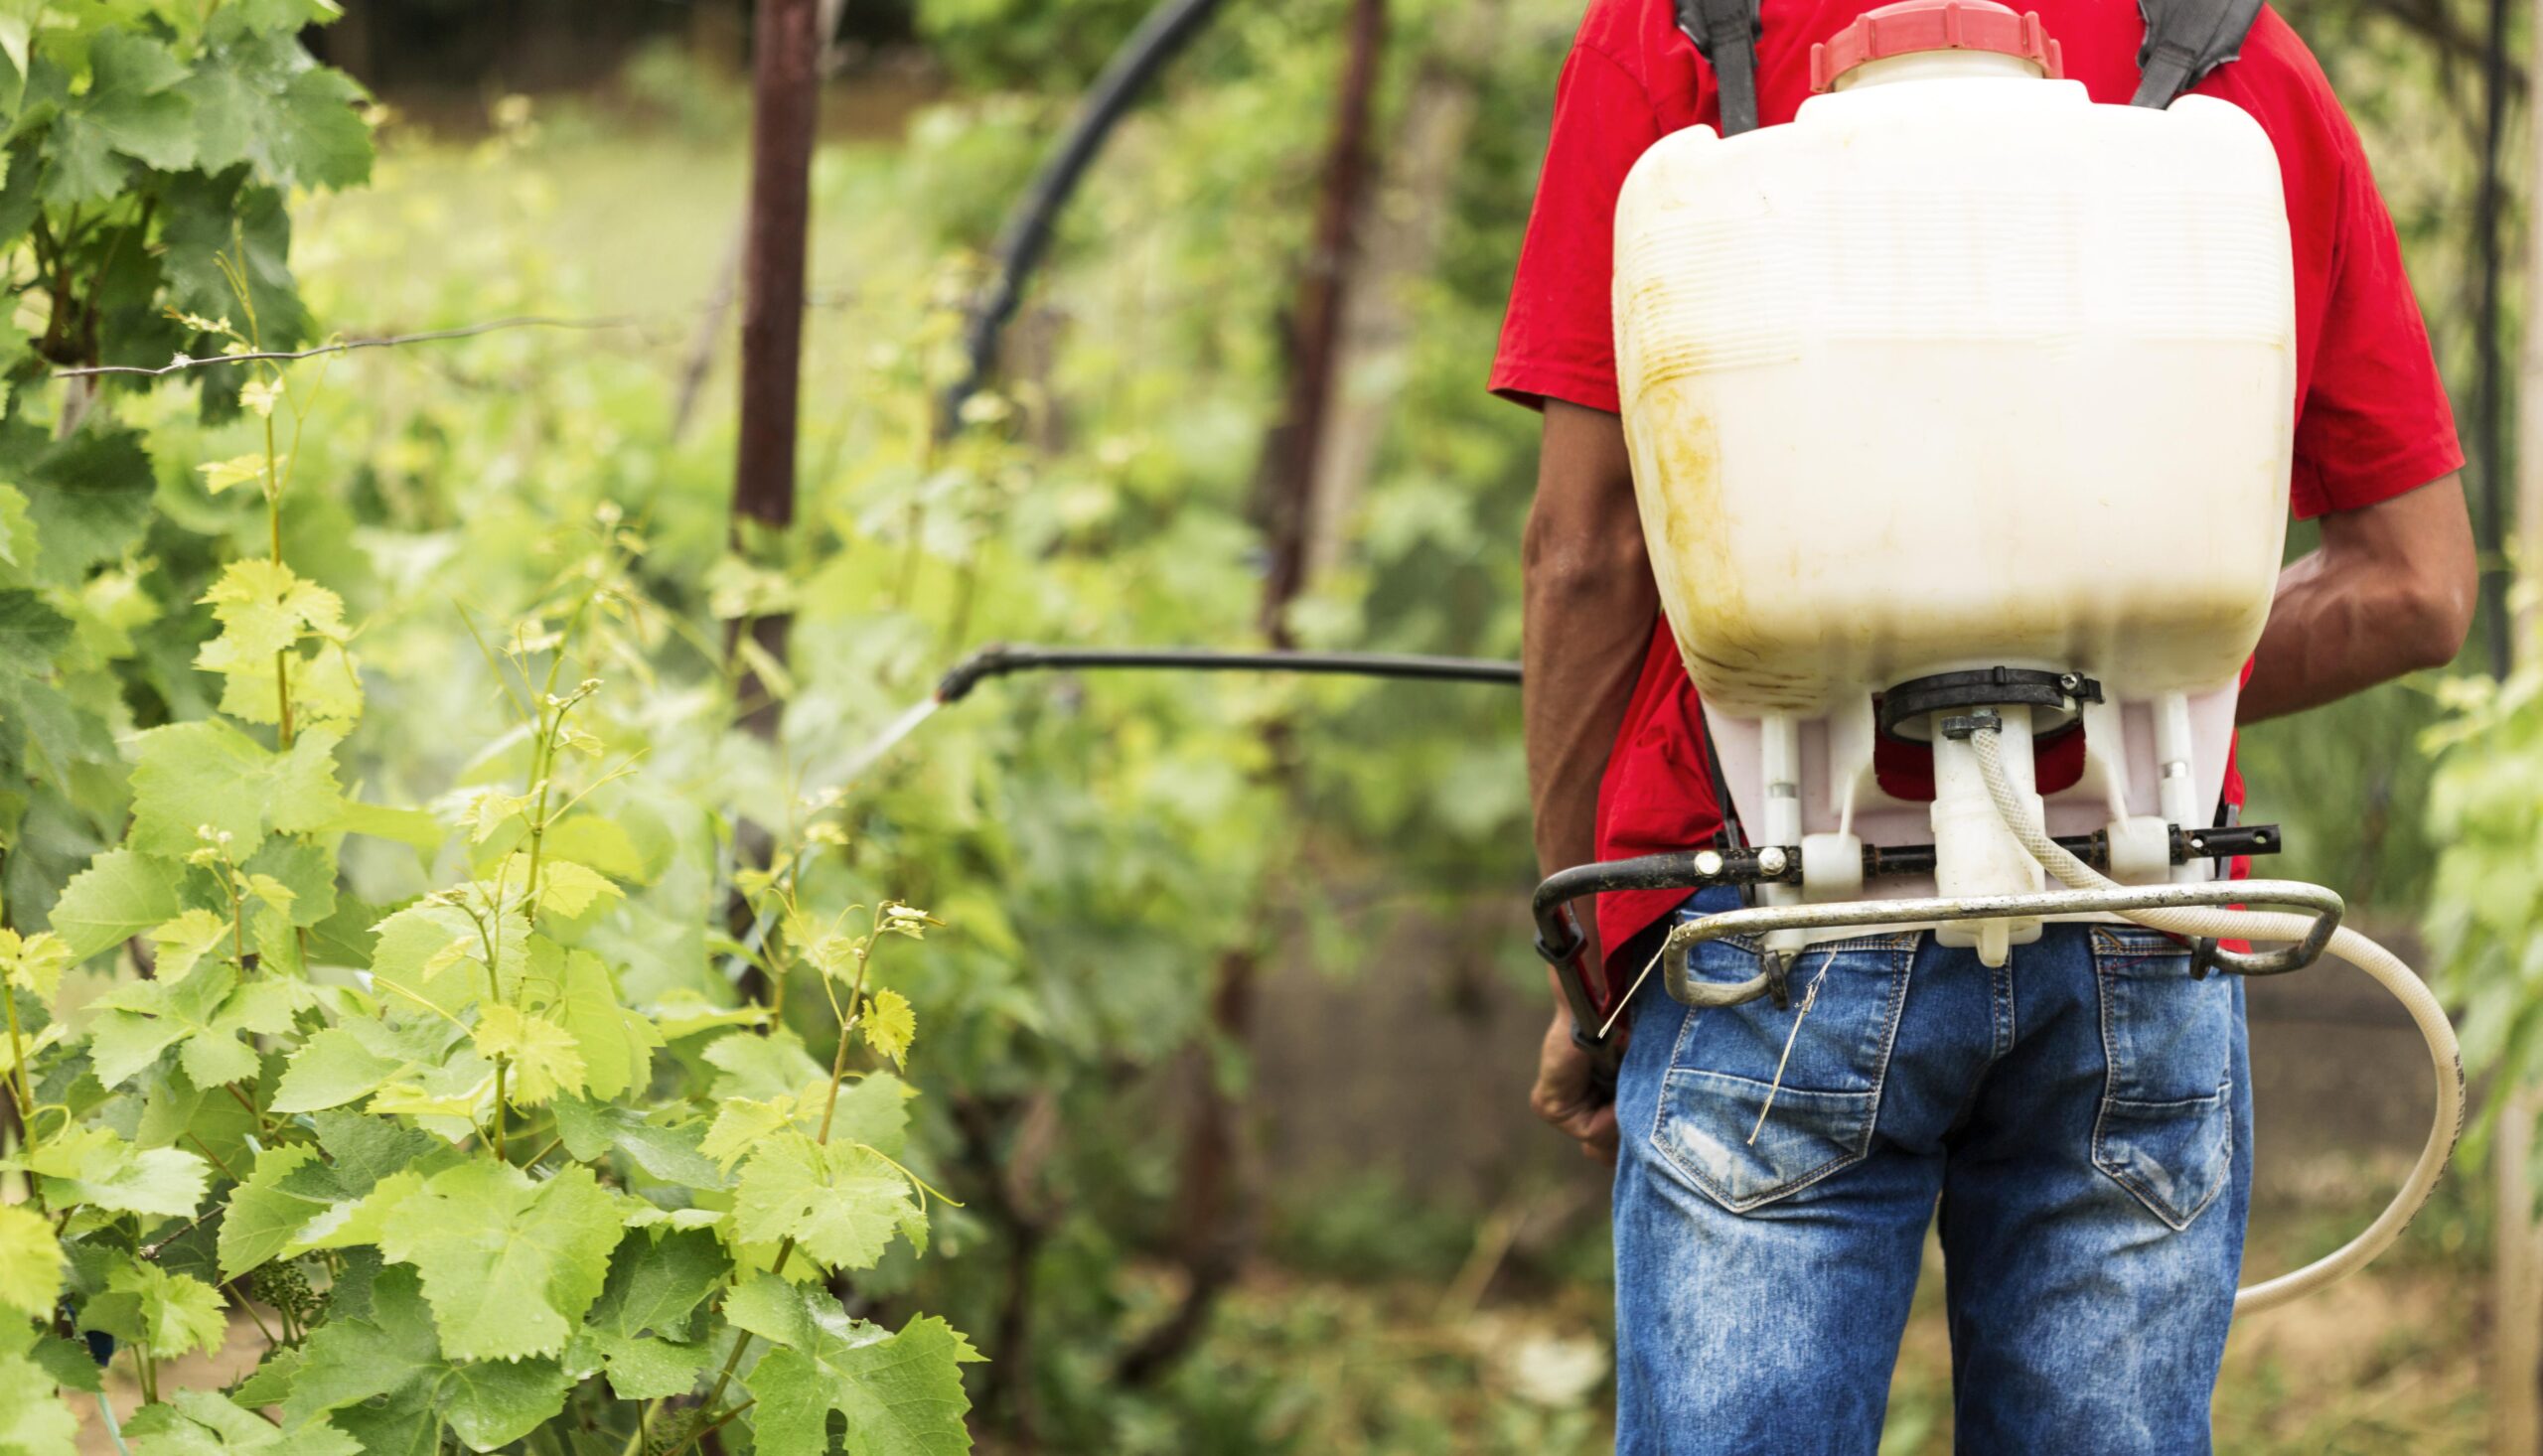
[2240,472,2475,722]
[1524,399,1660,1166]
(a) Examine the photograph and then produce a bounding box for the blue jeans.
[1612,887,2251,1455]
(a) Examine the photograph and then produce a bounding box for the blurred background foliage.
[8,0,2536,1447]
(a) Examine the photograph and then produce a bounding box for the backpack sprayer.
[881,0,2463,1321]
[1545,0,2463,1316]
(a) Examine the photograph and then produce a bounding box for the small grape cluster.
[248,1259,324,1329]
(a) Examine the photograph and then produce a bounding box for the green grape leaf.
[548,946,658,1101]
[375,1160,625,1361]
[227,1347,302,1408]
[26,1332,101,1393]
[30,1123,208,1218]
[569,1226,728,1399]
[583,1326,714,1401]
[732,1132,928,1273]
[302,895,385,973]
[369,899,524,1013]
[285,1264,571,1454]
[217,1142,332,1280]
[262,64,371,189]
[644,992,771,1041]
[128,719,343,859]
[283,1254,428,1377]
[366,1049,497,1140]
[51,30,196,199]
[108,1258,228,1357]
[221,639,364,730]
[0,1345,79,1455]
[862,988,916,1067]
[704,1074,912,1177]
[472,1003,583,1105]
[46,846,184,961]
[86,960,308,1089]
[242,837,337,929]
[532,859,620,920]
[195,559,353,731]
[323,799,442,854]
[727,1274,980,1456]
[271,1027,405,1113]
[281,1169,424,1259]
[0,1203,61,1317]
[120,1389,356,1455]
[541,815,648,882]
[0,588,66,674]
[551,1099,727,1190]
[308,1109,441,1194]
[183,31,372,192]
[158,170,311,355]
[365,900,478,985]
[202,559,343,660]
[825,1073,917,1159]
[36,119,118,218]
[0,928,70,1001]
[0,417,152,585]
[455,788,531,843]
[703,1027,825,1103]
[147,909,234,983]
[198,456,269,496]
[585,1227,726,1343]
[700,1094,804,1176]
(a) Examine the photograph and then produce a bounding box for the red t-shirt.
[1493,0,2464,974]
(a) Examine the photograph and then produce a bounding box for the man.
[1494,1,2475,1450]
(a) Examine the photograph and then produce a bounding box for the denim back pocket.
[1650,930,1916,1214]
[2091,926,2236,1231]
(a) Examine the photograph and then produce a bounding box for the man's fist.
[1531,1010,1625,1167]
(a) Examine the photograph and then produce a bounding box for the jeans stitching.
[2091,925,2189,959]
[1666,989,1703,1078]
[1990,951,2016,1060]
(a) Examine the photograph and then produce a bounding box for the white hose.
[1970,728,2464,1314]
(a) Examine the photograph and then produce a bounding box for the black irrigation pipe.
[939,0,1236,433]
[934,643,1522,704]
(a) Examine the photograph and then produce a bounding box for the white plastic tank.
[1612,0,2297,721]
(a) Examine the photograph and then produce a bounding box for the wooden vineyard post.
[731,0,821,737]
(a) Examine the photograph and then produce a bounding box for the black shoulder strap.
[2132,0,2265,107]
[1685,0,2260,125]
[1676,0,1765,135]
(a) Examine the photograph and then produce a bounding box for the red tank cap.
[1809,0,2062,93]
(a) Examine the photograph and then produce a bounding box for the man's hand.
[1533,1009,1626,1166]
